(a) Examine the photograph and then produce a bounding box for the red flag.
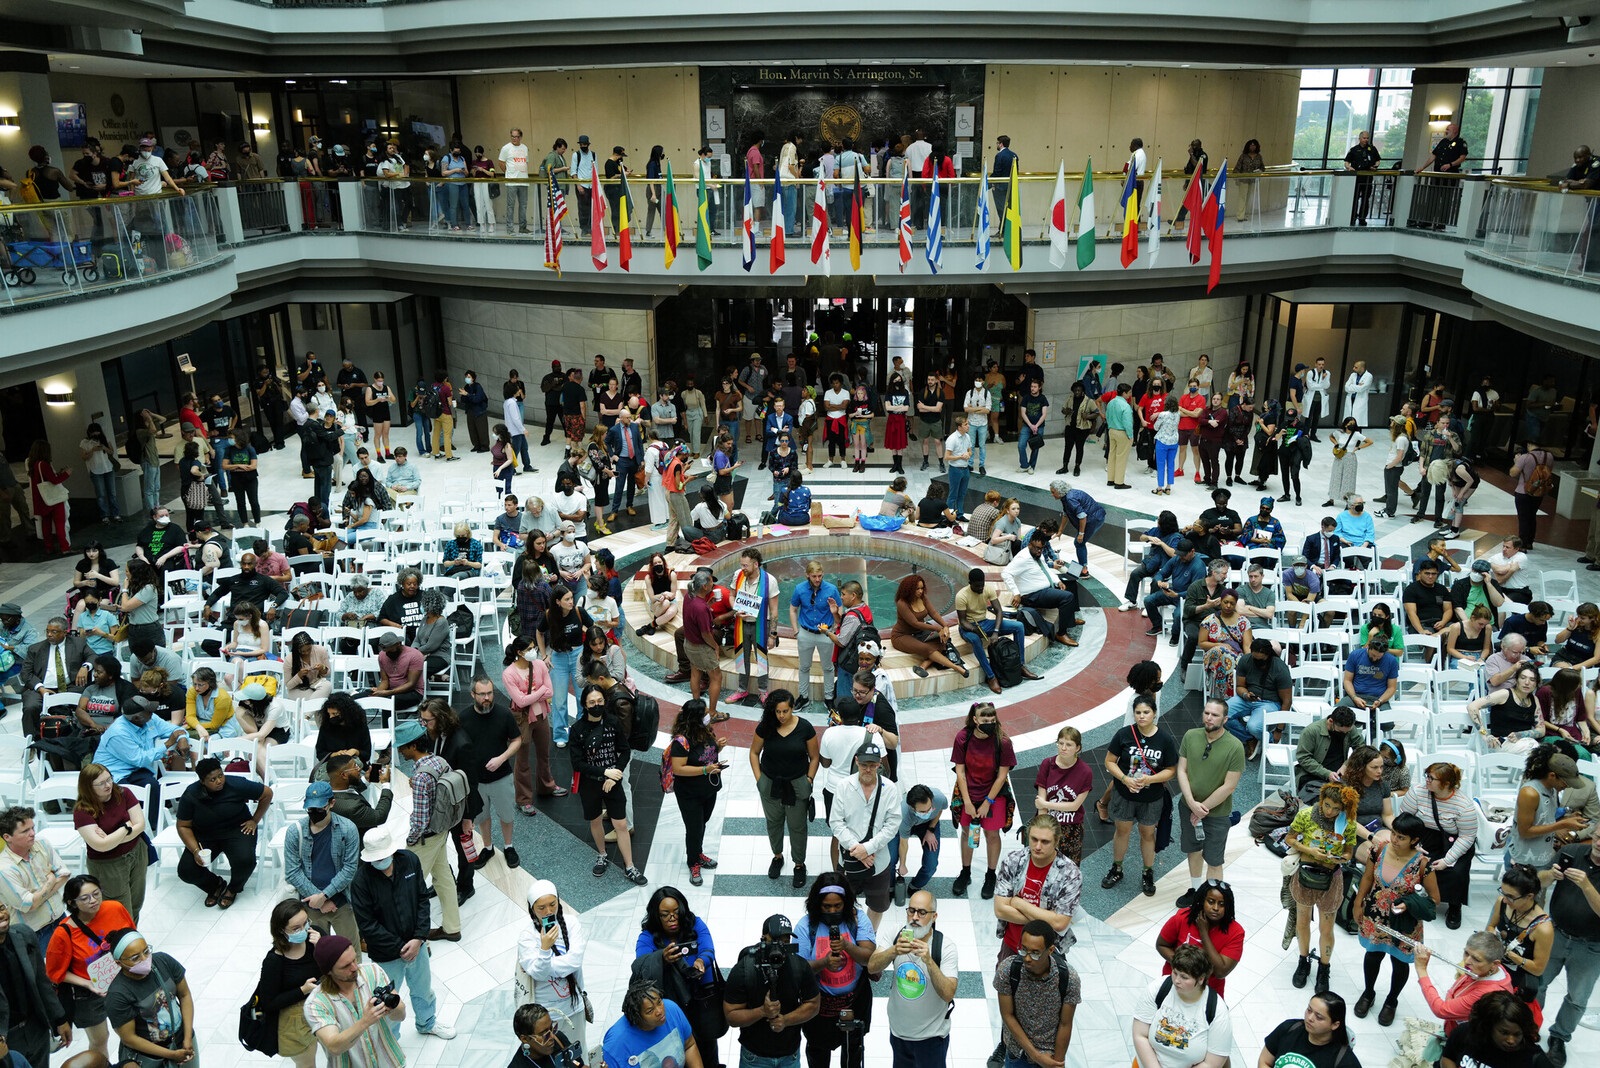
[1181,172,1204,265]
[590,173,608,270]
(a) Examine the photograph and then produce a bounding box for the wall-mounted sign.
[54,103,87,148]
[704,108,725,139]
[738,66,944,87]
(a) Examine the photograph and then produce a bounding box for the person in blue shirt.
[794,875,878,1068]
[1048,479,1106,577]
[775,472,812,527]
[383,447,422,496]
[1342,636,1399,721]
[72,596,120,657]
[898,783,949,892]
[1121,511,1184,611]
[94,695,190,785]
[634,887,721,1061]
[1334,496,1376,549]
[789,559,842,711]
[0,603,40,691]
[602,981,701,1068]
[1141,540,1205,638]
[1239,496,1286,551]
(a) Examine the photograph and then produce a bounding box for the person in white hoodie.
[518,880,589,1051]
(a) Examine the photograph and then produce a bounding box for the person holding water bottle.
[949,702,1016,900]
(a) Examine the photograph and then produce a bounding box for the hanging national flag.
[662,162,680,270]
[1200,160,1229,292]
[590,171,608,270]
[1046,161,1068,269]
[1074,158,1096,270]
[925,170,943,274]
[695,160,713,271]
[1002,160,1022,270]
[1147,159,1163,269]
[1182,166,1206,265]
[849,171,864,271]
[543,170,566,275]
[740,172,755,272]
[975,165,992,271]
[617,175,633,272]
[770,170,786,274]
[1119,162,1140,268]
[897,172,912,273]
[809,172,830,274]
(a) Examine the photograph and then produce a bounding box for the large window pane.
[1301,68,1336,88]
[390,79,453,156]
[1500,85,1540,168]
[1374,87,1411,161]
[1330,80,1376,164]
[1381,68,1413,87]
[1295,89,1334,164]
[1460,77,1499,169]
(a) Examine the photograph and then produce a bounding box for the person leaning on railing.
[1558,146,1600,191]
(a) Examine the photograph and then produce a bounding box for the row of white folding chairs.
[1259,703,1479,798]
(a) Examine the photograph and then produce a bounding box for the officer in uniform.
[1343,130,1382,224]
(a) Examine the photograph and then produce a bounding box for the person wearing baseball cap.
[571,135,597,236]
[602,145,630,241]
[284,780,362,946]
[349,824,457,1039]
[827,737,902,926]
[721,911,820,1061]
[362,630,423,711]
[304,930,413,1060]
[387,721,462,944]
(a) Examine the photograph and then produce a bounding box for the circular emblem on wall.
[111,94,125,118]
[819,104,862,145]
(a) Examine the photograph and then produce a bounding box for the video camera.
[752,938,798,991]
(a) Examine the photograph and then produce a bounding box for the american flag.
[544,170,566,274]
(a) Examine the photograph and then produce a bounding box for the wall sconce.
[252,117,269,132]
[43,390,75,405]
[0,116,18,131]
[1429,109,1453,125]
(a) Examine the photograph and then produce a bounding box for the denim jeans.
[141,462,162,513]
[946,465,971,516]
[377,946,437,1033]
[1017,425,1042,468]
[90,470,118,519]
[1075,518,1102,566]
[511,433,533,471]
[414,415,432,456]
[891,1035,950,1068]
[720,419,741,462]
[959,617,1026,681]
[1225,696,1279,743]
[899,824,942,889]
[1142,591,1180,630]
[741,1050,800,1068]
[783,184,800,234]
[1542,928,1600,1040]
[970,423,988,469]
[1006,1050,1047,1068]
[505,184,530,229]
[548,647,581,744]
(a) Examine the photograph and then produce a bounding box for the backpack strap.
[1006,955,1024,998]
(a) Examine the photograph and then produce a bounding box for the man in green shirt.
[1175,699,1245,907]
[1103,383,1135,489]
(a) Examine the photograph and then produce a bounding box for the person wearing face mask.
[284,782,362,949]
[665,699,728,887]
[246,898,330,1068]
[459,369,491,453]
[571,684,648,886]
[46,874,131,1062]
[104,927,195,1067]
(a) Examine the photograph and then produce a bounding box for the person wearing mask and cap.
[1240,495,1286,551]
[601,144,631,232]
[721,913,822,1068]
[237,141,267,181]
[284,781,363,948]
[304,931,407,1066]
[174,756,273,911]
[570,135,598,236]
[391,721,463,942]
[350,825,457,1042]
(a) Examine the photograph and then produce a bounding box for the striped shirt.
[1397,787,1478,867]
[304,962,406,1068]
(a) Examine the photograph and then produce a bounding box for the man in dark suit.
[19,617,92,738]
[0,900,71,1067]
[1300,516,1343,574]
[605,406,644,520]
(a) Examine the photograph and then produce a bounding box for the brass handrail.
[0,185,216,215]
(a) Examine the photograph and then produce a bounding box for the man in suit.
[0,899,71,1067]
[19,617,92,739]
[1300,516,1344,574]
[605,406,644,521]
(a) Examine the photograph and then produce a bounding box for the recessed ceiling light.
[1181,63,1191,68]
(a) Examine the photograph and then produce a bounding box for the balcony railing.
[1473,180,1600,283]
[0,187,227,309]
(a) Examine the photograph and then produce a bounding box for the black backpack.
[835,608,880,679]
[420,385,442,419]
[628,691,660,751]
[989,634,1024,688]
[1005,954,1076,1003]
[726,512,751,540]
[447,604,473,640]
[1154,975,1218,1023]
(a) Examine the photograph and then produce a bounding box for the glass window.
[1381,68,1413,87]
[1458,68,1544,173]
[1295,88,1334,164]
[193,82,245,153]
[1330,82,1376,163]
[1301,68,1336,88]
[390,79,454,157]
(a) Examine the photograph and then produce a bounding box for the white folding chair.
[32,777,88,868]
[263,742,318,786]
[1542,570,1580,605]
[331,655,378,692]
[1434,667,1481,706]
[1431,711,1483,758]
[1471,797,1513,882]
[1396,664,1436,708]
[1341,546,1376,572]
[1261,710,1314,797]
[1124,517,1153,579]
[1402,631,1443,667]
[203,736,260,763]
[1378,704,1432,749]
[356,695,395,730]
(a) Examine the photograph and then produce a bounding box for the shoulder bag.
[838,784,884,889]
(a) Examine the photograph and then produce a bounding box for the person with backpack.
[825,580,876,705]
[390,720,463,943]
[1132,944,1233,1068]
[570,683,648,886]
[664,698,728,887]
[1261,993,1360,1068]
[994,919,1080,1068]
[349,826,458,1042]
[411,377,439,458]
[1510,443,1555,551]
[865,888,960,1068]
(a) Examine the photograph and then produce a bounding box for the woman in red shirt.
[46,873,134,1061]
[1155,878,1246,995]
[27,438,72,555]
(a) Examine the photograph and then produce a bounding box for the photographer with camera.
[349,828,456,1042]
[827,738,903,929]
[511,1002,587,1068]
[866,889,960,1068]
[636,887,724,1068]
[794,874,879,1068]
[305,933,407,1067]
[723,914,822,1068]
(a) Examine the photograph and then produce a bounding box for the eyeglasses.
[75,889,103,903]
[904,906,934,918]
[1019,949,1046,962]
[658,909,680,919]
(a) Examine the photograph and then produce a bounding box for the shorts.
[1108,789,1163,827]
[579,775,628,822]
[67,987,109,1028]
[685,640,721,674]
[477,773,517,825]
[848,862,893,913]
[1179,810,1231,866]
[563,414,586,439]
[958,791,1011,832]
[1178,428,1198,446]
[714,474,733,495]
[278,1002,315,1057]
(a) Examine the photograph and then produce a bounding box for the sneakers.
[1175,888,1196,909]
[1292,953,1313,989]
[952,868,971,897]
[592,853,610,877]
[791,863,806,889]
[768,856,784,880]
[1141,868,1157,897]
[725,690,751,705]
[504,847,521,869]
[470,846,495,870]
[419,1023,457,1040]
[690,863,703,886]
[981,870,997,899]
[698,854,719,868]
[625,866,648,886]
[1101,863,1124,889]
[1119,602,1137,612]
